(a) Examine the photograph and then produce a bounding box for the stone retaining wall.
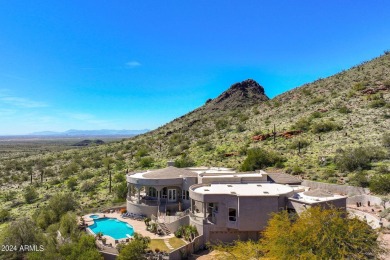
[169,235,204,260]
[347,194,390,208]
[302,180,369,196]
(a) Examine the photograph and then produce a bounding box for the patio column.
[127,184,131,200]
[154,187,161,217]
[155,187,162,204]
[137,188,141,204]
[203,202,207,219]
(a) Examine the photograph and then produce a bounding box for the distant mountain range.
[28,129,149,136]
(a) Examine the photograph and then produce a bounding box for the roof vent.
[227,185,233,187]
[263,191,269,194]
[231,192,236,195]
[204,189,209,191]
[257,184,262,187]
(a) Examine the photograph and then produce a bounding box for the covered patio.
[126,166,198,217]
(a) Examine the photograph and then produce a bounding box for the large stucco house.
[126,165,346,243]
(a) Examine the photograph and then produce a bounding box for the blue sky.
[0,1,389,135]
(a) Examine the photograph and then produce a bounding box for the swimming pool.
[88,218,134,239]
[89,214,100,219]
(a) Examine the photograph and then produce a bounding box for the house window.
[161,188,167,198]
[181,190,189,200]
[148,187,156,197]
[228,208,236,222]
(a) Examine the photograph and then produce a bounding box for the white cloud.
[0,108,17,116]
[62,112,111,126]
[0,96,48,108]
[64,112,94,121]
[125,61,141,68]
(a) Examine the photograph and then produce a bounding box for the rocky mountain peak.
[205,79,269,111]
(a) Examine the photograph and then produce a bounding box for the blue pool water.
[89,218,134,239]
[89,214,99,219]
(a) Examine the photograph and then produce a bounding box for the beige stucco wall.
[126,200,158,217]
[287,197,347,214]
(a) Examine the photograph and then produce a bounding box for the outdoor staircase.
[158,222,171,235]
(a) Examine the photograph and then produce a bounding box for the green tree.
[335,147,385,172]
[0,218,45,259]
[47,192,78,220]
[67,177,78,191]
[59,212,78,239]
[370,174,390,195]
[114,182,128,199]
[58,234,103,260]
[0,207,10,223]
[174,155,195,168]
[214,207,384,260]
[240,148,285,171]
[260,207,383,259]
[24,185,38,204]
[117,233,150,260]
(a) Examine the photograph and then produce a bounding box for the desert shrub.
[369,99,386,108]
[335,147,385,172]
[289,139,310,150]
[236,124,246,132]
[113,173,126,183]
[202,128,213,136]
[49,192,77,214]
[61,162,80,178]
[139,157,154,168]
[215,119,229,130]
[3,190,17,201]
[169,134,184,145]
[370,175,390,195]
[348,172,370,187]
[384,80,390,87]
[59,212,78,238]
[203,143,214,152]
[377,165,390,174]
[0,207,11,222]
[309,97,325,105]
[383,132,390,149]
[292,117,311,131]
[66,177,77,191]
[135,147,149,157]
[49,178,61,185]
[338,106,352,114]
[80,180,97,192]
[353,82,367,91]
[24,185,38,204]
[114,182,128,199]
[79,170,95,180]
[287,165,304,175]
[310,111,323,119]
[238,114,249,122]
[34,208,57,229]
[241,148,285,171]
[174,155,195,168]
[44,168,55,177]
[311,120,342,133]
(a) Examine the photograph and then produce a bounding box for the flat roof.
[200,173,265,178]
[193,183,294,196]
[129,166,197,179]
[267,172,301,184]
[291,191,346,203]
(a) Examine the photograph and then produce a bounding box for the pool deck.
[82,212,174,248]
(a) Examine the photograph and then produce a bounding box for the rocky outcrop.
[204,79,269,111]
